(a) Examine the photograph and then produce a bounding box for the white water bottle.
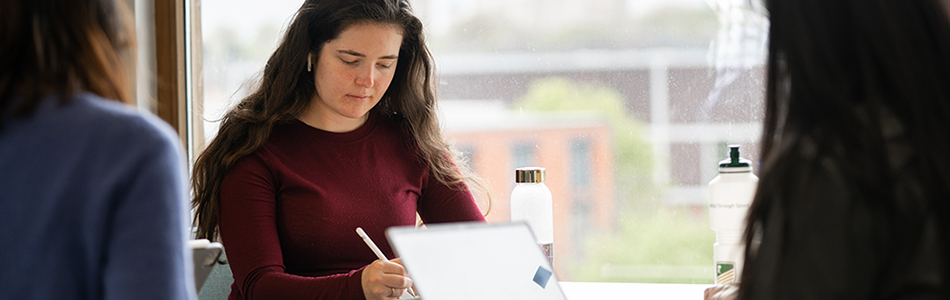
[708,145,758,284]
[510,167,554,267]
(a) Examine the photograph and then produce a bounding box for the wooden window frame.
[154,0,203,163]
[154,0,185,141]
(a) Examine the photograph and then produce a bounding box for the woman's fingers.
[377,260,413,288]
[381,272,413,289]
[362,259,415,300]
[390,287,405,298]
[387,258,417,297]
[380,259,408,275]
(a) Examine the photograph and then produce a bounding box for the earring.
[307,52,313,72]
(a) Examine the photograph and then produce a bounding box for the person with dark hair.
[0,0,196,299]
[190,0,488,299]
[705,0,950,299]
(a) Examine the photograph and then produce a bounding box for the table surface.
[559,281,713,300]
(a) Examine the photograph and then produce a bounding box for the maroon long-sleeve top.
[218,111,486,300]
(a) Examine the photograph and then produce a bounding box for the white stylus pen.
[356,227,417,297]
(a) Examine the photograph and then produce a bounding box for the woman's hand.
[704,284,739,300]
[362,258,414,300]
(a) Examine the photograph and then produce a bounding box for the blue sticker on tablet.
[533,266,552,288]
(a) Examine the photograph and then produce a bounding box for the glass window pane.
[198,0,301,143]
[195,0,768,284]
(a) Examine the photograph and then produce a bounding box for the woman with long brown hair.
[190,0,487,299]
[0,0,195,299]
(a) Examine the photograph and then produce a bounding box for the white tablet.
[386,222,566,300]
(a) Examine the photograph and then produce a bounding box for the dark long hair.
[192,0,486,241]
[740,0,950,297]
[0,0,134,128]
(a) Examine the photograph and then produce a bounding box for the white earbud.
[307,52,313,72]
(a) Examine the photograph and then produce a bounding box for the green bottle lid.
[719,145,752,173]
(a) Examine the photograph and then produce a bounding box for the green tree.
[512,77,657,212]
[513,77,714,283]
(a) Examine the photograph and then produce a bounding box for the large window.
[194,0,767,283]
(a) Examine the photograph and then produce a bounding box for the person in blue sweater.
[0,0,197,299]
